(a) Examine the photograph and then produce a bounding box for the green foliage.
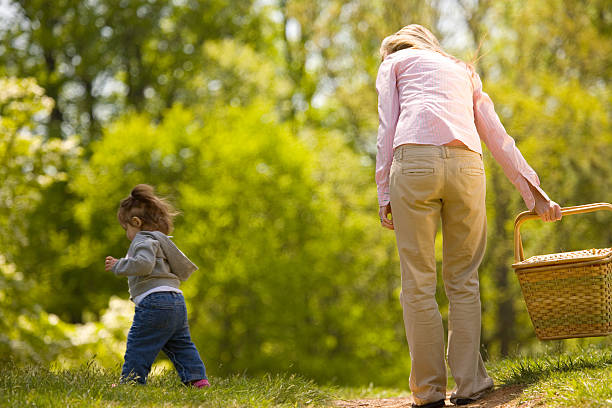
[0,77,80,257]
[0,253,130,366]
[475,0,612,354]
[479,71,612,356]
[64,102,406,385]
[1,0,265,139]
[0,255,71,364]
[53,297,132,369]
[0,77,85,364]
[484,0,612,84]
[1,0,611,389]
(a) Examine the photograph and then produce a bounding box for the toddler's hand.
[105,256,118,271]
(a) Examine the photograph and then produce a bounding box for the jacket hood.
[137,231,198,281]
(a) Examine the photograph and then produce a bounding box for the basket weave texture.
[513,249,612,340]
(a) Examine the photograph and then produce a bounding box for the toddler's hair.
[117,184,178,234]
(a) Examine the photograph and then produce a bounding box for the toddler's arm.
[110,240,159,277]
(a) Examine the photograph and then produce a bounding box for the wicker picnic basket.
[512,203,612,340]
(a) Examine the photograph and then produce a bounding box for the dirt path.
[334,385,541,408]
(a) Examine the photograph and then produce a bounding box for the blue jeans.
[121,292,207,384]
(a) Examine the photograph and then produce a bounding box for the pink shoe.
[192,379,210,388]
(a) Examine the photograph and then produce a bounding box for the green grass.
[0,361,332,407]
[332,383,410,400]
[334,345,612,407]
[488,346,612,407]
[490,346,612,385]
[3,347,612,407]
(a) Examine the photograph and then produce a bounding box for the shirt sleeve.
[375,58,400,207]
[112,239,159,277]
[472,72,549,210]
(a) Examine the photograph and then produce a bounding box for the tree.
[457,0,612,356]
[0,77,82,363]
[1,0,264,141]
[64,102,408,384]
[269,0,440,150]
[0,77,80,260]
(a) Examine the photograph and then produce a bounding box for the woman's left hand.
[534,199,562,222]
[528,183,562,222]
[379,203,394,230]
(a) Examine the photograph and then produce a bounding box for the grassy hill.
[2,346,610,407]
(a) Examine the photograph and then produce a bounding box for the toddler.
[105,184,209,387]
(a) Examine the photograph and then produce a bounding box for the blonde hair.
[117,184,179,235]
[380,24,474,73]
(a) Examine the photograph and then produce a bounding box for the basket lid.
[512,247,612,269]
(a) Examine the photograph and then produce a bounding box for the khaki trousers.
[389,144,494,404]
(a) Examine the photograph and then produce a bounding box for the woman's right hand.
[379,203,394,230]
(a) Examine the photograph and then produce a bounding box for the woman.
[375,25,561,408]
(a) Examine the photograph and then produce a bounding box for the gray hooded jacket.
[112,231,198,299]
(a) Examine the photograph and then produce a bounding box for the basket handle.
[514,202,612,262]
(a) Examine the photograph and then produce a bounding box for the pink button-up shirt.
[375,48,547,209]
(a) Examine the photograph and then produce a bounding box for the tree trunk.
[490,164,515,356]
